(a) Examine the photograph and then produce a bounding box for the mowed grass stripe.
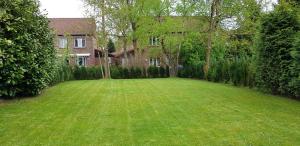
[0,78,299,145]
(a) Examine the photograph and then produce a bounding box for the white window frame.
[121,58,125,66]
[76,56,87,67]
[149,57,160,67]
[58,37,67,48]
[74,37,86,48]
[108,57,112,64]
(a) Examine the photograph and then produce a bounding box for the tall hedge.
[0,0,56,98]
[256,3,300,98]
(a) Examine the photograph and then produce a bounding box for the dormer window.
[74,37,86,48]
[58,37,67,48]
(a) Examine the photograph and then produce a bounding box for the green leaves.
[1,0,56,98]
[256,3,299,98]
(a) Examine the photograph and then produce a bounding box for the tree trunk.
[204,30,212,79]
[132,22,140,67]
[101,0,110,78]
[123,37,128,68]
[175,43,181,76]
[204,0,220,79]
[104,48,110,78]
[97,51,105,79]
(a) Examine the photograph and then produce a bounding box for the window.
[74,37,86,48]
[149,36,159,46]
[58,37,67,48]
[121,58,125,66]
[76,56,87,66]
[108,57,112,64]
[149,57,160,67]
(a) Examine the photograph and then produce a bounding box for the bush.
[148,66,159,78]
[288,32,300,97]
[256,3,299,98]
[159,66,166,78]
[165,66,170,77]
[51,59,74,84]
[179,58,255,87]
[73,66,102,80]
[0,0,56,98]
[111,66,122,79]
[129,67,143,78]
[110,66,168,79]
[178,65,203,79]
[122,68,130,79]
[137,67,144,78]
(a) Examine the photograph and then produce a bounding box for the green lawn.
[0,78,299,145]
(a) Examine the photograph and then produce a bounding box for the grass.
[0,78,299,145]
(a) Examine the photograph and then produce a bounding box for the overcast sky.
[39,0,86,18]
[39,0,277,18]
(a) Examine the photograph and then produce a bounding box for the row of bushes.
[51,64,104,84]
[178,57,255,87]
[51,64,170,83]
[110,66,169,79]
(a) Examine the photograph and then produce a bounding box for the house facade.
[49,18,99,67]
[49,17,206,68]
[111,16,207,68]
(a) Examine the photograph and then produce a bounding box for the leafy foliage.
[179,31,255,87]
[73,66,103,80]
[110,66,168,79]
[0,0,56,98]
[51,59,74,84]
[256,3,300,98]
[107,38,116,53]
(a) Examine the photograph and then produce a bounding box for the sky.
[39,0,86,18]
[39,0,277,18]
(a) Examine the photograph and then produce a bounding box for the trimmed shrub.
[166,66,170,77]
[73,66,102,80]
[178,65,203,79]
[148,66,159,78]
[159,66,166,78]
[134,67,143,78]
[130,67,142,78]
[111,66,122,79]
[179,58,255,87]
[122,68,130,79]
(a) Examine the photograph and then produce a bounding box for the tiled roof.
[49,18,96,35]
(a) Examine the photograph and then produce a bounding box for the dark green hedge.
[256,3,299,98]
[178,58,255,87]
[0,0,56,98]
[52,65,169,81]
[51,61,74,84]
[111,66,169,79]
[73,66,103,80]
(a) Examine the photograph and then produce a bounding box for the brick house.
[111,16,207,68]
[49,18,99,67]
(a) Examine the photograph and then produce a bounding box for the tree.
[203,0,221,79]
[107,38,116,53]
[0,0,56,98]
[105,0,131,67]
[139,0,184,77]
[84,0,110,78]
[256,2,299,97]
[126,0,146,68]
